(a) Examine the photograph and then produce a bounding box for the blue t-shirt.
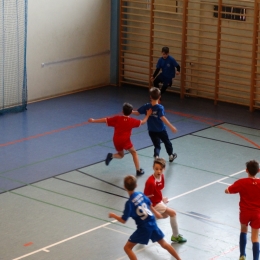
[156,55,179,79]
[122,191,156,228]
[137,103,166,132]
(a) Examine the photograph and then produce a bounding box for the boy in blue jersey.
[109,175,181,260]
[132,87,177,162]
[151,46,180,96]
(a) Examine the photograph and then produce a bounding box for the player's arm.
[225,188,230,194]
[88,118,106,123]
[150,206,163,219]
[151,68,160,82]
[108,213,126,224]
[176,65,180,75]
[140,109,152,125]
[161,116,177,133]
[132,110,140,116]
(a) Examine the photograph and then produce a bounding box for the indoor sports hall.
[1,0,260,260]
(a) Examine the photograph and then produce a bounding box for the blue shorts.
[128,223,164,245]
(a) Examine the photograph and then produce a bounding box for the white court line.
[218,181,232,186]
[103,226,130,236]
[13,220,117,260]
[168,170,244,201]
[13,169,245,260]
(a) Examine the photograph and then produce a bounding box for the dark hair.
[153,158,166,168]
[246,160,259,176]
[162,46,169,54]
[150,87,161,101]
[123,102,133,116]
[124,175,137,191]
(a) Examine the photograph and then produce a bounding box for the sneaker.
[171,234,187,243]
[169,153,177,162]
[105,153,113,166]
[136,168,145,177]
[154,156,159,159]
[239,256,246,260]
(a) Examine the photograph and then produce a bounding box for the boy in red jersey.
[144,158,187,243]
[88,103,152,176]
[225,160,260,260]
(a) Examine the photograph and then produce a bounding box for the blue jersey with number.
[122,191,156,227]
[156,55,179,79]
[137,103,166,132]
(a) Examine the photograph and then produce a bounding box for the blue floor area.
[0,85,259,192]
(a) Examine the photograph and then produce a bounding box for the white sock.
[170,216,179,237]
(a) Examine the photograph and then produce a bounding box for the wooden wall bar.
[119,0,259,111]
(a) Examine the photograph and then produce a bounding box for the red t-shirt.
[228,178,260,213]
[106,116,141,141]
[144,174,165,206]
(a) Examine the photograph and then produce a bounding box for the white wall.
[27,0,110,102]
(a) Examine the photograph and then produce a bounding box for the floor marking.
[167,109,260,149]
[13,169,245,260]
[23,242,33,247]
[176,210,239,230]
[168,169,244,201]
[13,220,117,260]
[217,125,260,149]
[42,249,49,252]
[209,245,239,259]
[218,181,231,186]
[0,113,120,148]
[103,226,130,236]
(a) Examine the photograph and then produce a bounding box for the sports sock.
[239,232,247,257]
[170,216,179,237]
[252,242,259,260]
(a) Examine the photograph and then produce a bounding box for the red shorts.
[113,138,133,152]
[240,210,260,229]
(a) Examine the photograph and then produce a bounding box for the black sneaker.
[136,168,145,177]
[169,153,177,162]
[105,153,113,165]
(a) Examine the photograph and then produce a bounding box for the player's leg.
[148,131,161,158]
[128,146,144,176]
[158,130,177,162]
[105,150,124,165]
[106,140,125,165]
[124,241,137,260]
[113,151,124,159]
[160,78,172,95]
[240,223,248,259]
[157,239,181,260]
[251,228,259,260]
[153,74,163,89]
[162,207,186,243]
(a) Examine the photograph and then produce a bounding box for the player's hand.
[150,76,154,82]
[163,197,169,204]
[146,108,152,116]
[176,71,180,76]
[171,126,177,133]
[88,118,94,123]
[108,212,115,218]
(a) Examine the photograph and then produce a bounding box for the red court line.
[209,245,238,259]
[0,113,120,148]
[217,125,260,149]
[167,109,260,149]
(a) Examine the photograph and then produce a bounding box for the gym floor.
[0,85,260,260]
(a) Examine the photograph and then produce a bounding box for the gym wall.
[27,0,110,102]
[119,0,260,111]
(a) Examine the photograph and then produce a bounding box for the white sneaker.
[169,153,177,162]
